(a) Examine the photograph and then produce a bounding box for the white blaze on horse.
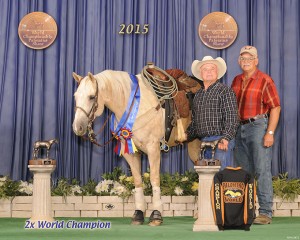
[72,70,200,226]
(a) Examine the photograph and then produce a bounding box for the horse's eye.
[89,95,96,100]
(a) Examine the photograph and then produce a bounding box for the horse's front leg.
[123,152,145,225]
[147,141,163,226]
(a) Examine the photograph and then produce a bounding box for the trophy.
[29,139,58,165]
[196,139,221,166]
[28,138,58,226]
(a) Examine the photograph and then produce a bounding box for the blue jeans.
[234,118,273,218]
[201,135,235,170]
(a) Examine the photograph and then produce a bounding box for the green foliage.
[272,172,300,201]
[160,171,199,196]
[81,179,98,196]
[101,167,124,181]
[51,178,72,197]
[0,170,199,199]
[0,176,21,199]
[4,171,299,201]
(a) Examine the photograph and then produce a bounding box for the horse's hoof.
[131,221,144,225]
[148,220,162,226]
[148,210,163,226]
[131,210,144,225]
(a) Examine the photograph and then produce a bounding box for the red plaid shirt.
[231,69,280,120]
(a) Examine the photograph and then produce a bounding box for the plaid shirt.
[231,69,280,120]
[186,81,239,141]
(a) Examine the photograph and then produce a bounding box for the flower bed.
[0,168,199,199]
[0,171,299,218]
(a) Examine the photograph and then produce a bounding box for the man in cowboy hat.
[185,56,239,168]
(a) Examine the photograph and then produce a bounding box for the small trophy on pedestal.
[196,139,221,166]
[193,139,221,231]
[28,138,58,227]
[29,139,58,165]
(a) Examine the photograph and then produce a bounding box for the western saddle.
[142,63,201,142]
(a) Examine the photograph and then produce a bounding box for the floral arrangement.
[0,168,198,199]
[0,176,33,199]
[1,170,300,201]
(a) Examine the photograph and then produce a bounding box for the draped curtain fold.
[0,0,299,183]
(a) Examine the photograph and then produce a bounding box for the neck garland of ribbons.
[110,74,140,155]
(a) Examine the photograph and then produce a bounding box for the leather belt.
[240,114,269,125]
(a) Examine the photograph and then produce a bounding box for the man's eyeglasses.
[239,57,256,61]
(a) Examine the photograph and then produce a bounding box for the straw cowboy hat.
[191,56,227,80]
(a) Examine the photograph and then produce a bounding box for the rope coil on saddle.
[141,63,178,100]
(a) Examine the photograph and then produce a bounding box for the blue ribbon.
[110,74,140,155]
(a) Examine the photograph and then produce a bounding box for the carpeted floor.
[0,217,299,240]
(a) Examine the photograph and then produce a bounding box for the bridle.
[74,79,109,146]
[75,79,99,122]
[74,77,139,147]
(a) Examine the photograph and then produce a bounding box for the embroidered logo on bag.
[249,183,254,209]
[223,182,245,203]
[215,183,221,209]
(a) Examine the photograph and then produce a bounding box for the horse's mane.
[92,69,160,122]
[94,70,132,107]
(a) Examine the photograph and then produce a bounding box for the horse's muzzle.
[73,124,86,136]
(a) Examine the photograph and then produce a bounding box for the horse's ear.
[88,72,96,82]
[73,72,83,84]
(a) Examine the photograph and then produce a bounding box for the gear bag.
[211,167,256,231]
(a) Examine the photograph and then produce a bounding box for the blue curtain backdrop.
[0,0,299,183]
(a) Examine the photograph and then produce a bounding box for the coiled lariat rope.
[140,63,178,152]
[141,64,178,100]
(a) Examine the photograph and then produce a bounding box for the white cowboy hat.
[191,56,227,80]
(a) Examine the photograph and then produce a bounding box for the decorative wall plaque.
[18,12,58,50]
[198,12,238,49]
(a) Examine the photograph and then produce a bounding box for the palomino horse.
[72,70,200,226]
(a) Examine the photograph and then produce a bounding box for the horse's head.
[50,139,59,144]
[72,72,104,136]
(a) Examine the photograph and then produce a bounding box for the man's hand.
[218,139,229,151]
[264,133,274,148]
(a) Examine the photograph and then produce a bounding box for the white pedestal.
[28,164,56,228]
[193,166,220,232]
